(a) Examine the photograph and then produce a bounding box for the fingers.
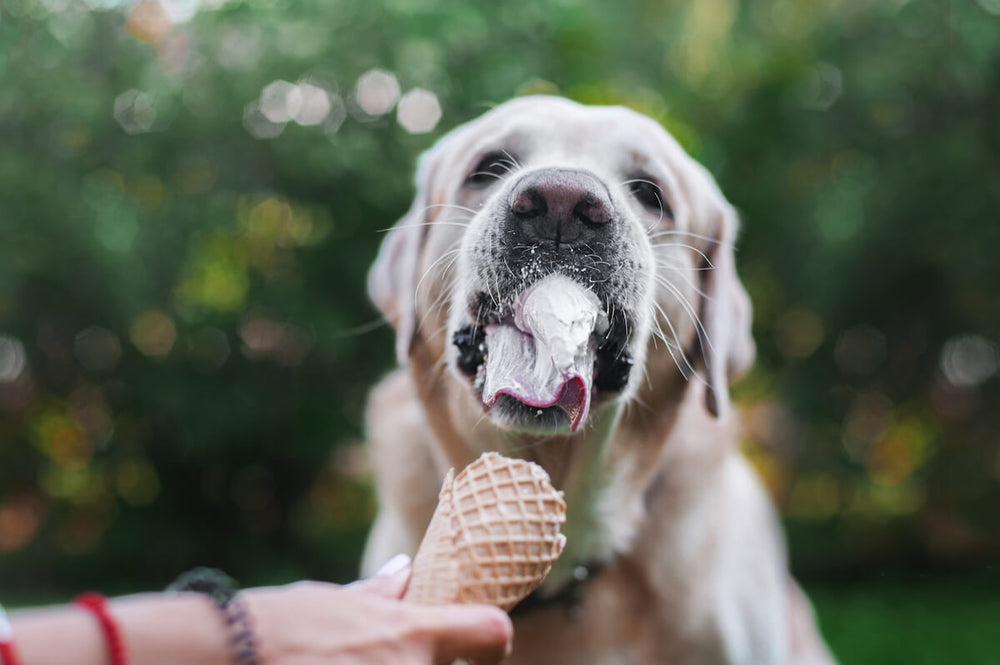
[423,604,513,665]
[375,553,413,579]
[348,557,513,663]
[349,554,412,599]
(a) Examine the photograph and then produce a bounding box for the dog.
[361,96,835,665]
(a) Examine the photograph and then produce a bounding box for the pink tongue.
[480,275,605,431]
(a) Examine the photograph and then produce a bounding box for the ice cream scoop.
[481,274,608,430]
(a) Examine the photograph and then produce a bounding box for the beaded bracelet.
[73,593,127,665]
[168,568,258,665]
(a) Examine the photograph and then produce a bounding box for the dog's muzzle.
[452,168,637,433]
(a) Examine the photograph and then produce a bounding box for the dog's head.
[370,96,754,435]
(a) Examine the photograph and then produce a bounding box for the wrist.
[112,593,231,665]
[239,587,286,665]
[73,594,125,665]
[167,569,260,665]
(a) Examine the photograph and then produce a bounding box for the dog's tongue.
[482,274,607,431]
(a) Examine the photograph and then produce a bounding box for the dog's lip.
[480,328,592,431]
[484,376,589,431]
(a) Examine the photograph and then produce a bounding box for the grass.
[808,567,1000,664]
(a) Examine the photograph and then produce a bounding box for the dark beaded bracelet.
[168,568,258,665]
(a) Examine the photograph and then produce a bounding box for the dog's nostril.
[511,188,547,219]
[573,195,612,225]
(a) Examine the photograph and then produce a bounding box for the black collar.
[510,559,608,617]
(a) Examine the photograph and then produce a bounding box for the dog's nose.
[508,169,613,247]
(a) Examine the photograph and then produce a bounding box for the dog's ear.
[698,198,756,419]
[368,149,442,364]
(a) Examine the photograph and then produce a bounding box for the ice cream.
[481,274,608,430]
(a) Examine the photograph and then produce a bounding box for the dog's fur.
[362,96,835,665]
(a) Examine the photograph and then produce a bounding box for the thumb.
[350,553,412,599]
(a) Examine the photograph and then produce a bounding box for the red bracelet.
[74,593,127,665]
[0,643,23,665]
[0,602,24,665]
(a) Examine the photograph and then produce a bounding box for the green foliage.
[0,0,998,598]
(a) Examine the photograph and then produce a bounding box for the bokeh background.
[1,0,999,660]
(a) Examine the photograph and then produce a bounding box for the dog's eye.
[464,151,516,189]
[628,179,673,219]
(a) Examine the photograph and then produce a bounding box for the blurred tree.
[0,0,997,596]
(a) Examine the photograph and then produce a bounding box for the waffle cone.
[405,452,567,611]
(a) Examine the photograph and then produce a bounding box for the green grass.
[809,568,1000,664]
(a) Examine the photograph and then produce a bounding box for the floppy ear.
[698,200,756,419]
[368,149,441,364]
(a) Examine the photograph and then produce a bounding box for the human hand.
[243,555,513,665]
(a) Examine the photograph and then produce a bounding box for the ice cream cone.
[405,452,567,611]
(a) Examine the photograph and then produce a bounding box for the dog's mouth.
[453,274,634,432]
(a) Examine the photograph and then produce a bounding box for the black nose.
[507,169,614,248]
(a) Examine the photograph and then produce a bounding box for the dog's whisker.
[328,317,390,339]
[648,318,671,355]
[499,149,522,170]
[377,221,470,233]
[490,160,518,176]
[654,191,666,229]
[654,257,717,286]
[624,392,654,418]
[421,274,459,332]
[414,249,462,331]
[378,209,472,233]
[607,303,632,365]
[502,257,516,281]
[414,246,461,301]
[396,217,471,228]
[650,299,706,386]
[491,269,502,310]
[653,273,712,303]
[618,178,668,229]
[652,281,718,389]
[637,353,654,392]
[422,311,455,349]
[470,409,494,433]
[474,300,485,332]
[618,178,660,188]
[649,302,693,381]
[649,316,683,354]
[649,302,689,357]
[657,263,716,273]
[649,242,715,267]
[648,229,730,246]
[424,203,478,214]
[469,170,508,182]
[657,277,717,360]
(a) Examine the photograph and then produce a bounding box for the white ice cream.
[481,274,608,430]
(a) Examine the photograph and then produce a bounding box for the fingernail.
[375,553,411,578]
[504,638,513,659]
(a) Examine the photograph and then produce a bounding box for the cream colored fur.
[362,96,835,665]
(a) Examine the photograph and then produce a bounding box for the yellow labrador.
[362,96,835,665]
